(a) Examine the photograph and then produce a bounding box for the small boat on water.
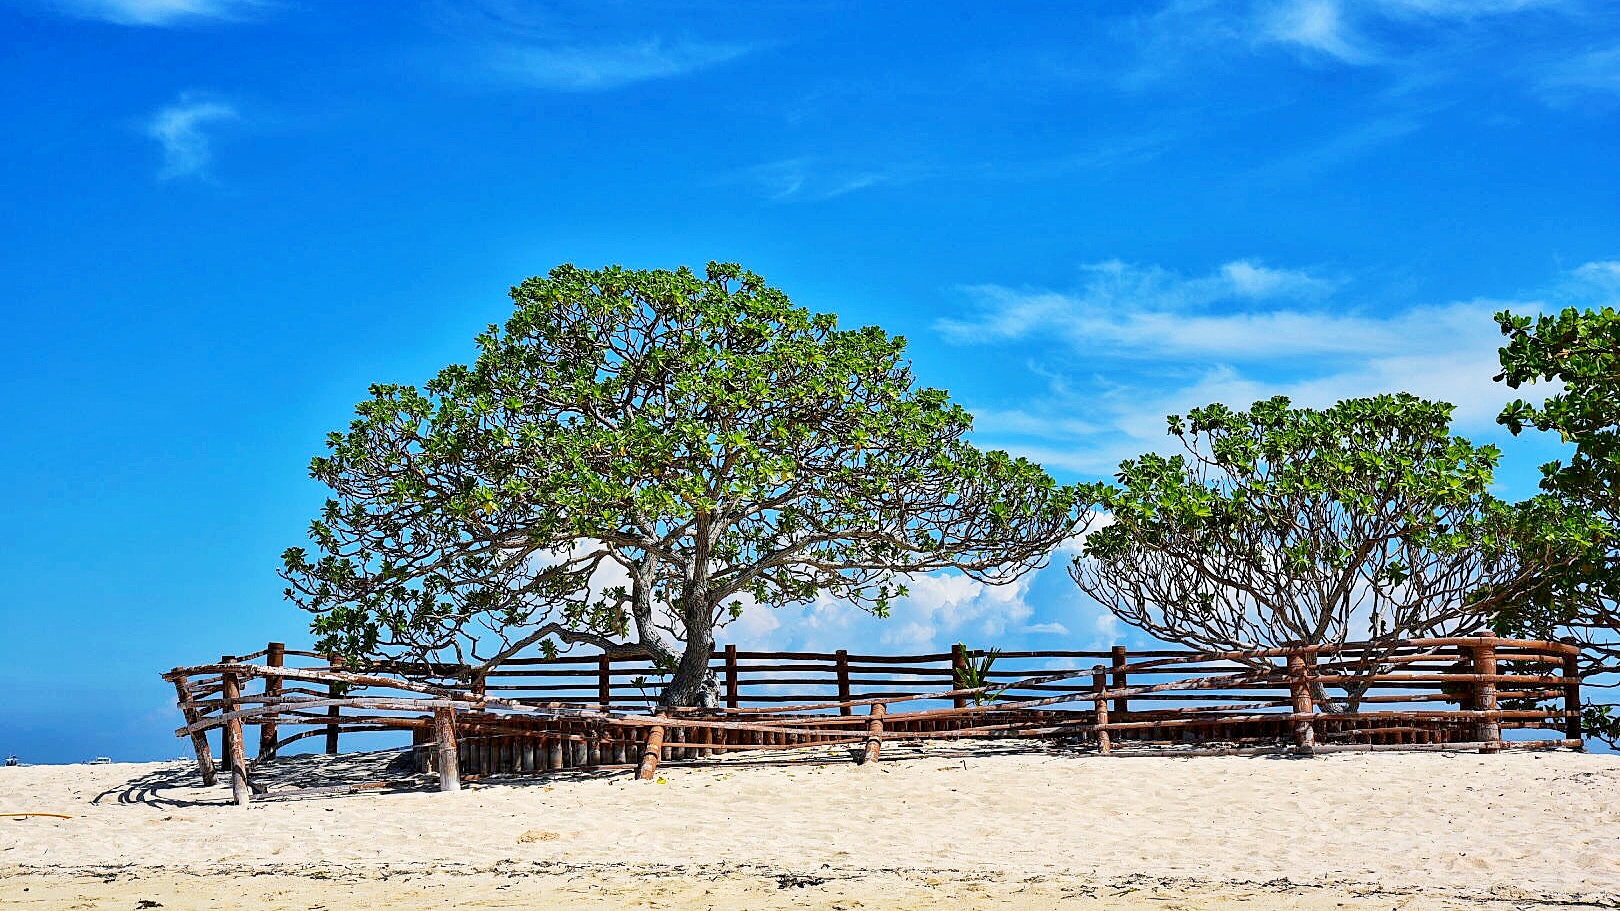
[4,755,18,767]
[88,757,111,765]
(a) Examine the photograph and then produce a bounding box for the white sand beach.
[4,745,1618,909]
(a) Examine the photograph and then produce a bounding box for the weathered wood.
[172,676,217,786]
[433,707,460,791]
[258,641,284,761]
[165,635,1585,775]
[598,654,613,712]
[836,649,852,716]
[1093,666,1111,755]
[725,643,740,709]
[637,721,666,780]
[858,703,885,765]
[325,655,343,755]
[220,666,251,806]
[1110,645,1129,720]
[951,643,969,709]
[1562,648,1583,745]
[1472,632,1500,753]
[1287,652,1315,754]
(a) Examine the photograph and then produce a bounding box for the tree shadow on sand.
[92,748,435,808]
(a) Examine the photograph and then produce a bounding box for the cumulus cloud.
[487,38,751,91]
[54,0,267,26]
[145,95,238,180]
[724,572,1040,655]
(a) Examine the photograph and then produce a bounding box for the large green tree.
[1071,394,1549,711]
[1496,306,1620,745]
[283,262,1081,708]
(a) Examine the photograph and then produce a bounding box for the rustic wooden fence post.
[325,655,343,755]
[1471,631,1501,753]
[1562,643,1583,746]
[433,707,460,792]
[859,702,885,765]
[1110,645,1129,723]
[1287,651,1315,754]
[637,719,667,780]
[1092,665,1111,755]
[951,643,969,709]
[258,641,284,761]
[836,649,852,716]
[172,676,217,786]
[219,659,251,806]
[724,643,740,709]
[598,653,613,713]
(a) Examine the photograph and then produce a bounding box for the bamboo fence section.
[162,633,1585,805]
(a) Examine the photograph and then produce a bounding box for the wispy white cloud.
[53,0,268,26]
[1126,0,1567,80]
[1255,0,1564,62]
[937,259,1343,354]
[741,157,925,202]
[145,95,238,180]
[1540,46,1620,100]
[1260,0,1369,63]
[944,259,1620,478]
[1573,260,1620,291]
[1372,0,1556,18]
[487,37,752,91]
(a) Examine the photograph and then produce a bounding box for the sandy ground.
[3,744,1618,909]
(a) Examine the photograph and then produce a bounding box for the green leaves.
[1491,306,1620,745]
[1073,394,1548,711]
[282,261,1083,700]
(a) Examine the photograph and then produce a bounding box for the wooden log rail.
[163,634,1585,803]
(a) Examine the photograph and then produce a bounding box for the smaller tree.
[1071,394,1546,711]
[1496,306,1620,746]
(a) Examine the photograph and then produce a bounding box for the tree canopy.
[1495,306,1620,745]
[282,262,1081,707]
[1071,394,1547,710]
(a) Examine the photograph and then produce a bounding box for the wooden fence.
[163,634,1585,806]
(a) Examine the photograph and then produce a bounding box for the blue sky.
[2,0,1617,763]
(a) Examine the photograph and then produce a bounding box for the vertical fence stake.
[598,653,613,713]
[836,649,852,716]
[325,655,343,755]
[172,677,217,787]
[951,643,969,709]
[433,707,460,792]
[1092,665,1111,755]
[724,644,740,709]
[220,661,251,806]
[1110,645,1129,725]
[258,641,284,761]
[1562,643,1583,747]
[637,719,667,780]
[859,702,885,765]
[1472,631,1501,753]
[1287,651,1315,755]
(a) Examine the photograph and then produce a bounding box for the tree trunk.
[658,633,719,710]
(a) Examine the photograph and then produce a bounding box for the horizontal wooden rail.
[165,634,1585,803]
